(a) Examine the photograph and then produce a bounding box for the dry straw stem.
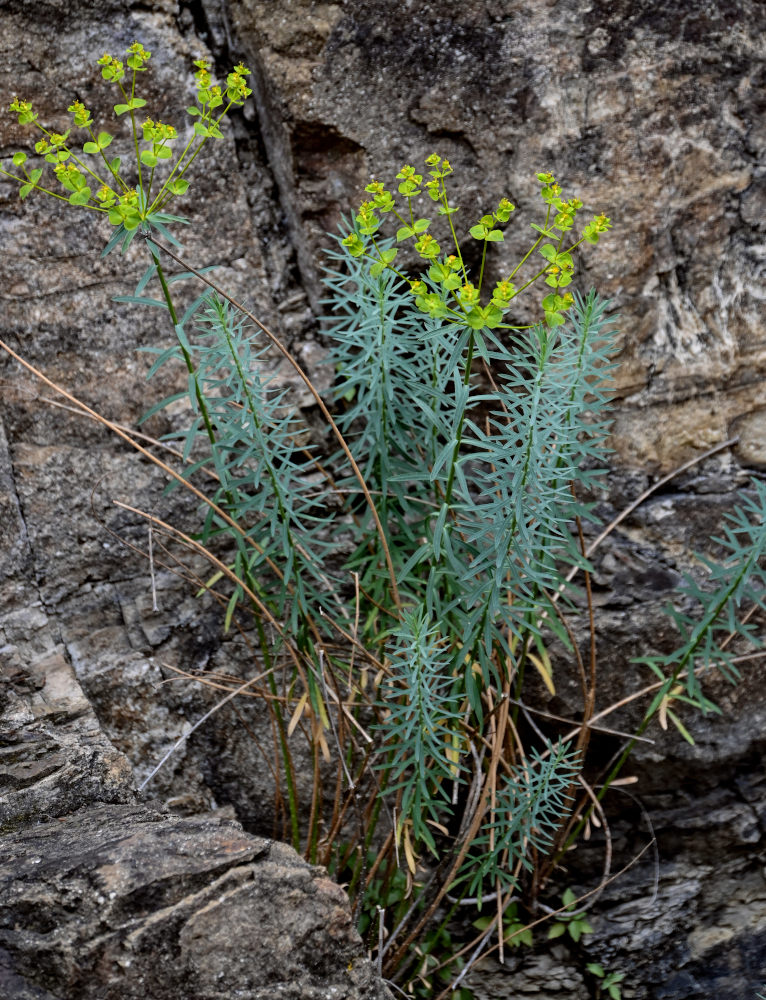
[138,665,277,791]
[112,500,307,684]
[0,340,285,579]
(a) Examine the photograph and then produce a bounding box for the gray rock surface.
[0,650,134,830]
[464,774,766,999]
[0,0,314,829]
[1,0,766,998]
[226,0,766,470]
[0,573,390,999]
[0,803,390,1000]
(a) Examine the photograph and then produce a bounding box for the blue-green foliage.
[457,740,580,900]
[134,219,766,907]
[322,236,617,887]
[322,239,465,485]
[323,238,617,668]
[445,297,617,672]
[187,296,338,628]
[640,479,766,713]
[375,607,466,854]
[140,277,338,631]
[322,239,466,597]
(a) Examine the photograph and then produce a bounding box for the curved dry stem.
[138,664,277,791]
[576,775,612,907]
[0,339,278,566]
[112,500,306,682]
[582,435,740,562]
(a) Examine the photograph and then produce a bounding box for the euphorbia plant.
[4,40,766,1000]
[4,43,252,452]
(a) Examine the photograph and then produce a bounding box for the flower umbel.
[2,41,251,235]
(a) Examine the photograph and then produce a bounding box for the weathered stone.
[0,608,390,999]
[0,650,135,831]
[0,0,315,833]
[0,803,390,1000]
[225,0,766,471]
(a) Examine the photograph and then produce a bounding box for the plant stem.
[149,249,218,448]
[147,237,404,612]
[443,333,475,505]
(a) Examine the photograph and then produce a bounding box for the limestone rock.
[0,586,390,999]
[0,651,135,831]
[225,0,766,472]
[464,774,766,999]
[0,803,390,1000]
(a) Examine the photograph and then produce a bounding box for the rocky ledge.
[0,654,390,1000]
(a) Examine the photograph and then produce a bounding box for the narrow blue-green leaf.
[112,294,167,309]
[152,212,190,225]
[180,290,213,328]
[175,322,192,355]
[473,330,490,363]
[135,261,157,295]
[166,264,218,284]
[224,588,240,633]
[431,501,449,560]
[147,216,183,247]
[139,390,187,423]
[121,226,140,251]
[430,437,457,482]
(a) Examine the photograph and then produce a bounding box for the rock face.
[225,0,766,471]
[464,768,766,999]
[0,804,389,1000]
[0,606,390,999]
[1,0,766,998]
[0,650,134,831]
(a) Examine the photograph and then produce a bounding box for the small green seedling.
[473,902,533,949]
[547,888,594,943]
[587,963,626,1000]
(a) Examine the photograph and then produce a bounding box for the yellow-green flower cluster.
[414,232,440,261]
[583,212,612,244]
[9,97,36,125]
[342,155,612,331]
[187,58,251,140]
[193,58,220,109]
[97,53,125,83]
[356,200,381,236]
[52,161,92,205]
[38,131,72,165]
[97,183,117,208]
[491,279,517,309]
[140,117,176,168]
[142,119,177,142]
[68,100,93,129]
[396,164,422,197]
[424,155,458,215]
[364,179,395,213]
[126,42,151,71]
[3,40,252,228]
[226,63,252,105]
